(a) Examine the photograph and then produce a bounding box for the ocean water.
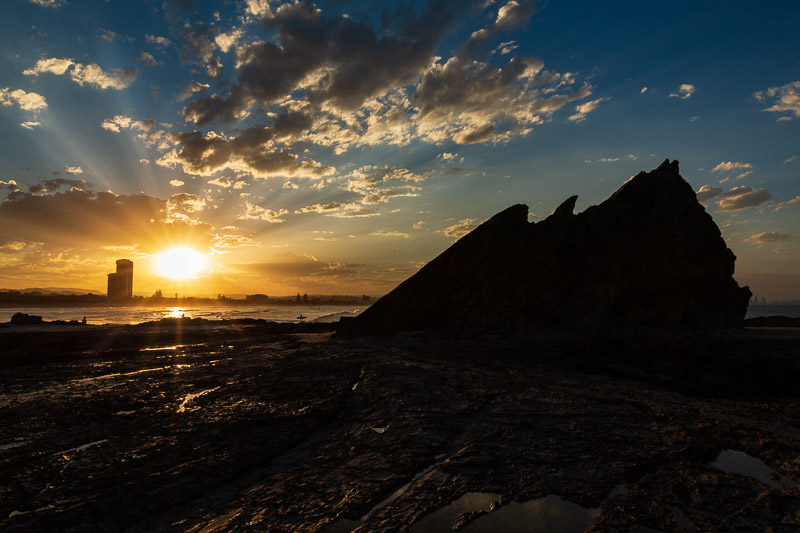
[0,305,369,325]
[1,303,796,326]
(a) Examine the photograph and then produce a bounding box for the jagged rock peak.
[341,160,750,337]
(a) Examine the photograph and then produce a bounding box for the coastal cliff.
[341,159,751,336]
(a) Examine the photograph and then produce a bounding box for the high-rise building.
[107,259,133,301]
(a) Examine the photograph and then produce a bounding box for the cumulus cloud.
[20,121,42,130]
[711,161,752,173]
[774,195,800,212]
[24,58,137,90]
[101,115,156,133]
[494,0,537,30]
[0,87,48,111]
[695,185,722,202]
[717,186,774,213]
[441,218,477,238]
[214,28,243,53]
[754,81,800,120]
[157,128,334,179]
[64,166,83,175]
[669,84,695,99]
[237,201,287,222]
[744,231,792,246]
[169,179,185,187]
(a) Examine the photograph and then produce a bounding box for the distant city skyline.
[0,1,798,299]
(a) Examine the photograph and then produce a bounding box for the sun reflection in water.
[164,307,189,319]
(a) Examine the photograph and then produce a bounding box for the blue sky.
[0,0,798,299]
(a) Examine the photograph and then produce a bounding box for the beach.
[1,321,799,531]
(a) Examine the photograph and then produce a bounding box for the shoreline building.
[107,259,133,301]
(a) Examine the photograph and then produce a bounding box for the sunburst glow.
[155,248,208,280]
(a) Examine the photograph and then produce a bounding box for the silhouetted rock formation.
[10,312,43,324]
[342,160,750,336]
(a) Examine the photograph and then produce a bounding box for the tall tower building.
[107,259,133,301]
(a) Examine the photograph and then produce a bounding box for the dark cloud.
[157,126,334,178]
[717,186,774,212]
[695,185,722,202]
[0,188,211,251]
[184,0,462,125]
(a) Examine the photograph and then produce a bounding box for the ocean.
[1,303,797,326]
[0,304,370,325]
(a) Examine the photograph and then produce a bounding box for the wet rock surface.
[341,160,751,337]
[1,324,799,532]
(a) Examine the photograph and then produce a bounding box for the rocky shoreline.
[1,322,798,531]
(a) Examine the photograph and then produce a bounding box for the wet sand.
[1,323,799,531]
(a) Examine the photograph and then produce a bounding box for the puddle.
[417,493,600,533]
[711,449,796,489]
[413,492,501,533]
[371,426,387,434]
[177,387,220,413]
[329,455,449,533]
[52,439,108,456]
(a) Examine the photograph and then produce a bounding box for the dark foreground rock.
[341,160,750,337]
[0,326,799,532]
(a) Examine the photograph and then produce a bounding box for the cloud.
[441,218,477,238]
[294,202,379,218]
[0,186,211,252]
[744,231,792,246]
[774,195,800,212]
[214,28,243,53]
[0,87,48,111]
[157,128,335,179]
[414,56,591,144]
[24,58,137,90]
[711,161,752,173]
[282,180,299,189]
[785,155,798,164]
[695,185,722,202]
[180,28,222,78]
[101,115,155,133]
[754,80,800,120]
[99,29,134,43]
[20,121,42,130]
[413,221,425,230]
[640,87,648,94]
[146,34,173,48]
[177,81,210,101]
[369,230,410,239]
[669,83,695,99]
[169,179,185,187]
[208,177,232,188]
[438,152,457,161]
[586,154,637,163]
[237,201,287,223]
[64,166,83,175]
[27,0,64,6]
[717,186,774,212]
[137,52,162,68]
[494,0,537,30]
[568,97,610,123]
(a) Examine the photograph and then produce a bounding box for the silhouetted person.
[82,316,87,325]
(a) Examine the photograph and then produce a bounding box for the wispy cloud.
[711,161,752,173]
[774,196,800,212]
[744,231,792,246]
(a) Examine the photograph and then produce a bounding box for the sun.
[155,247,208,280]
